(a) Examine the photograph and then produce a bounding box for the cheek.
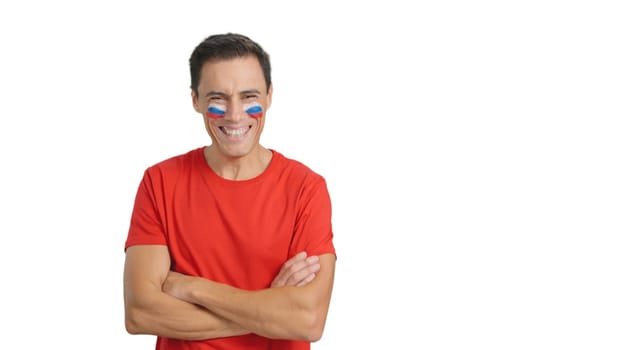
[254,117,266,136]
[204,118,218,135]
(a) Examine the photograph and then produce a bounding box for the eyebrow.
[240,89,262,96]
[204,89,263,98]
[204,91,228,98]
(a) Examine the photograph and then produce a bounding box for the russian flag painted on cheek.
[206,104,226,119]
[244,102,263,119]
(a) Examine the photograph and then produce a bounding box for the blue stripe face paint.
[243,102,263,119]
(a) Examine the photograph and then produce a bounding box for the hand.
[270,252,320,288]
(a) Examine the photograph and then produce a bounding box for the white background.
[1,1,621,349]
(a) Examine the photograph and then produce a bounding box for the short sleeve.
[289,176,336,258]
[124,169,168,250]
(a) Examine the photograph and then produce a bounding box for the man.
[123,33,336,350]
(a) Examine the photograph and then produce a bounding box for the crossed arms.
[123,245,336,342]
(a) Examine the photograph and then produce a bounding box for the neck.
[203,145,273,180]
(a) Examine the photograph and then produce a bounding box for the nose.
[226,99,245,122]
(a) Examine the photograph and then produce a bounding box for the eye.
[243,94,258,100]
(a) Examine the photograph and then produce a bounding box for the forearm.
[125,288,248,340]
[187,281,322,341]
[162,254,335,341]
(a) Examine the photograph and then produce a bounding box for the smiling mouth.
[219,125,251,137]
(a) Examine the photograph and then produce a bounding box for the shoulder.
[272,150,326,185]
[143,147,202,181]
[270,150,331,201]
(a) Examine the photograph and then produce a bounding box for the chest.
[163,180,299,287]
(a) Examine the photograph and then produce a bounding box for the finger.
[282,251,307,270]
[279,255,318,285]
[285,261,320,286]
[271,270,289,287]
[288,255,318,274]
[271,252,308,287]
[296,273,316,287]
[273,253,319,288]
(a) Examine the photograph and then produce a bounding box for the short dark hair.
[189,33,272,95]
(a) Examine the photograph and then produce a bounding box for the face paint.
[206,104,226,119]
[243,102,263,119]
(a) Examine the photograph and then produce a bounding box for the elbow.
[124,293,160,336]
[125,319,140,335]
[306,330,323,343]
[295,293,330,342]
[308,317,326,342]
[300,309,326,342]
[125,310,140,335]
[124,306,147,335]
[274,307,325,342]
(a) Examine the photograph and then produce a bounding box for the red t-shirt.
[125,148,335,350]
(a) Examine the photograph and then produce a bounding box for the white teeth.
[221,126,249,137]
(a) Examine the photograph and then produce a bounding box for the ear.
[265,84,273,110]
[191,89,201,113]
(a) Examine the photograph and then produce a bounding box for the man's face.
[192,56,272,159]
